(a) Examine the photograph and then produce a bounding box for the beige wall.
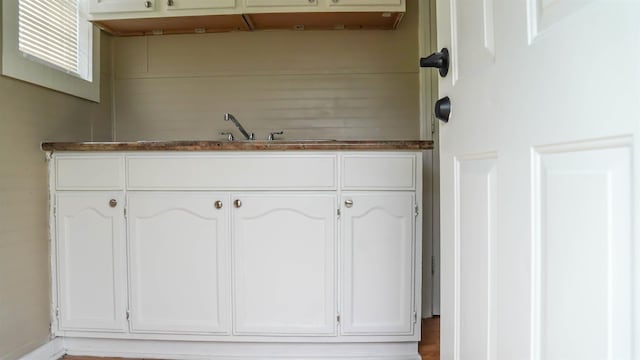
[113,1,420,141]
[0,26,113,360]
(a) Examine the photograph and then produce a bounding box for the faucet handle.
[220,132,235,141]
[268,131,284,141]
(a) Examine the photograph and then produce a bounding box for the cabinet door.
[56,192,127,332]
[89,0,156,14]
[165,0,236,11]
[327,0,402,7]
[232,193,336,335]
[127,192,231,334]
[341,192,415,335]
[244,0,320,10]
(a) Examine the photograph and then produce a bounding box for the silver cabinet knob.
[109,199,118,208]
[144,1,152,8]
[167,0,174,5]
[234,199,242,208]
[214,200,223,209]
[344,199,353,208]
[332,0,339,3]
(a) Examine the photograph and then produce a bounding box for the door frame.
[419,0,440,317]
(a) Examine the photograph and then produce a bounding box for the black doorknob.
[435,97,451,123]
[419,48,449,77]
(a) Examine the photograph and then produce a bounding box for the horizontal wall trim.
[115,70,419,80]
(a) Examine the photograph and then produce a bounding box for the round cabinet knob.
[167,0,174,6]
[109,199,118,208]
[344,199,353,208]
[332,0,339,3]
[214,200,223,209]
[144,1,152,8]
[234,199,242,208]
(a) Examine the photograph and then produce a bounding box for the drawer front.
[127,154,337,190]
[56,156,125,190]
[341,154,416,190]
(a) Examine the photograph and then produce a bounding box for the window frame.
[2,0,100,102]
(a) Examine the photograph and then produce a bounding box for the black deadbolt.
[420,48,450,77]
[435,96,451,123]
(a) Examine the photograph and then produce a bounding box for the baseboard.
[17,338,64,360]
[64,337,421,360]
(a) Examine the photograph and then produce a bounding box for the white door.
[127,192,231,334]
[232,193,336,336]
[55,192,127,332]
[436,1,639,359]
[340,193,415,336]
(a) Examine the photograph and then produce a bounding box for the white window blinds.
[18,0,91,80]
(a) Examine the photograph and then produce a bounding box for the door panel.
[340,192,415,335]
[436,0,640,358]
[533,140,632,360]
[127,192,231,334]
[455,156,498,360]
[56,192,127,332]
[232,193,336,336]
[451,0,495,82]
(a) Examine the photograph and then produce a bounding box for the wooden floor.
[63,317,440,360]
[419,316,440,360]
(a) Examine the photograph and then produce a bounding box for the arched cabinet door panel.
[232,193,337,336]
[127,192,231,335]
[340,192,415,336]
[56,192,127,332]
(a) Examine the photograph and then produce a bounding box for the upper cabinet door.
[127,192,231,335]
[164,0,236,11]
[245,0,320,9]
[327,0,402,7]
[89,0,157,13]
[232,193,337,336]
[340,192,415,336]
[56,192,127,332]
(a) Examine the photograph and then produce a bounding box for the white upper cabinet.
[340,192,415,335]
[127,192,232,335]
[89,0,157,14]
[232,193,337,336]
[87,0,404,33]
[55,192,128,332]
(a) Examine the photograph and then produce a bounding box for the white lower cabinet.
[340,192,415,335]
[50,152,421,357]
[127,192,231,334]
[55,192,128,332]
[232,193,337,335]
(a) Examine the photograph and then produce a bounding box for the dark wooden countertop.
[41,140,434,152]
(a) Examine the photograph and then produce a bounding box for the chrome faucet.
[224,113,254,140]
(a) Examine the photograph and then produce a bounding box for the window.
[18,0,91,80]
[2,0,100,101]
